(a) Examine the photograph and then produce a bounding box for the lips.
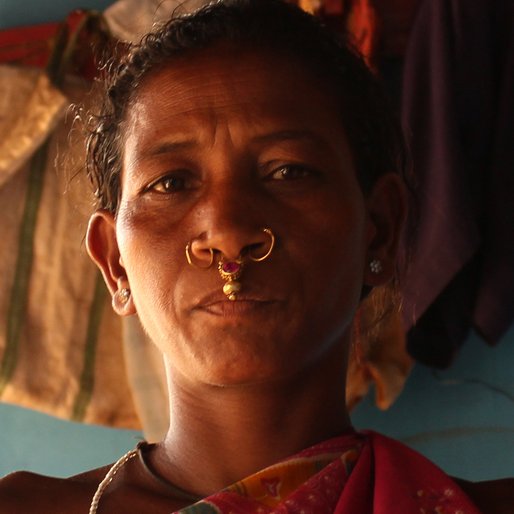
[192,289,278,317]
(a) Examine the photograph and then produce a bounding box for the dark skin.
[18,46,514,514]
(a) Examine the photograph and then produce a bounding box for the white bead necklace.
[88,448,138,514]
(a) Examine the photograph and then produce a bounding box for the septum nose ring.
[185,228,275,301]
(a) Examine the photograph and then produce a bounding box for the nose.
[187,181,273,264]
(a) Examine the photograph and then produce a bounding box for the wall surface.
[0,404,141,477]
[353,328,514,481]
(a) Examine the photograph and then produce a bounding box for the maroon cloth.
[401,0,514,367]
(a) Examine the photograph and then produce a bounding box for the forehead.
[123,46,349,159]
[126,47,339,125]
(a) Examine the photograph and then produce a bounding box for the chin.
[198,352,296,388]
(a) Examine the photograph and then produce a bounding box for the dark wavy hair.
[85,0,407,214]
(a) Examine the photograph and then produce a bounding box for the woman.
[0,0,511,512]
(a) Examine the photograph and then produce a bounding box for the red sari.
[176,431,481,513]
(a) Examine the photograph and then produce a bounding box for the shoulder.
[453,477,514,514]
[0,467,107,514]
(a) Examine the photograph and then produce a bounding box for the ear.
[363,173,408,287]
[86,210,136,316]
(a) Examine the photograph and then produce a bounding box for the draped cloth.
[174,432,480,513]
[0,13,141,429]
[0,64,140,428]
[401,0,514,366]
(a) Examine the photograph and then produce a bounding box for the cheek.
[115,210,184,335]
[116,200,184,271]
[299,188,367,265]
[305,202,367,314]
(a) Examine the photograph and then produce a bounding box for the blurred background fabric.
[0,10,140,429]
[401,0,514,368]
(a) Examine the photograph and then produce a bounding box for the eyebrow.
[144,139,199,157]
[137,129,328,162]
[253,129,328,147]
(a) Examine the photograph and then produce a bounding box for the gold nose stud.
[218,257,244,301]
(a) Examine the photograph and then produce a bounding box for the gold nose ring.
[186,228,275,301]
[248,228,275,262]
[185,242,214,269]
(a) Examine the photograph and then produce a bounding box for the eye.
[268,164,317,181]
[145,173,187,194]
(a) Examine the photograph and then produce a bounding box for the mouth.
[192,290,279,317]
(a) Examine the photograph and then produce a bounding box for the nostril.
[248,228,275,262]
[188,228,275,264]
[244,242,264,257]
[186,240,215,269]
[201,247,219,257]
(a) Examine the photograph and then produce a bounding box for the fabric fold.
[0,68,67,188]
[172,432,480,513]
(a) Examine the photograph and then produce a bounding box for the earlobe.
[86,210,136,316]
[363,173,408,287]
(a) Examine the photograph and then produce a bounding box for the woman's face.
[90,47,390,387]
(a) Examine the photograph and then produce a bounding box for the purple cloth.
[400,0,514,366]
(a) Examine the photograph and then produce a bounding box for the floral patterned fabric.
[176,432,481,514]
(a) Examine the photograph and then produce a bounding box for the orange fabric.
[347,308,413,411]
[297,0,380,68]
[345,0,380,68]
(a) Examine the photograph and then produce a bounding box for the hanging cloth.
[0,13,140,429]
[401,0,514,366]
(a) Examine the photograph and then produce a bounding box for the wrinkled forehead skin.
[120,43,355,181]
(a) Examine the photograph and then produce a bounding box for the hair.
[84,0,411,343]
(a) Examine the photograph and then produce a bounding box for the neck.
[151,342,352,497]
